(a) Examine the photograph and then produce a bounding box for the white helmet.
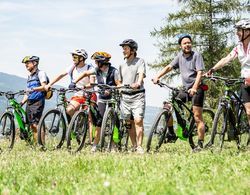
[234,19,250,29]
[71,49,88,59]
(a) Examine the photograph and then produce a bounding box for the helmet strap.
[241,29,250,42]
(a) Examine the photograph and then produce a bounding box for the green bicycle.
[0,90,33,152]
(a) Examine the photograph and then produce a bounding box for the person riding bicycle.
[118,39,146,154]
[206,19,250,129]
[153,34,206,151]
[71,51,121,152]
[20,55,48,143]
[44,49,102,147]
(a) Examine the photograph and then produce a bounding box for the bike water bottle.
[113,125,120,143]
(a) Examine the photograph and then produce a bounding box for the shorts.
[26,99,45,125]
[240,84,250,103]
[120,92,145,120]
[71,93,97,104]
[176,87,205,107]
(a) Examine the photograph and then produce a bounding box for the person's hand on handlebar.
[152,78,159,84]
[188,87,197,96]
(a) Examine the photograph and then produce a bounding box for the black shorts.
[176,87,205,107]
[240,84,250,103]
[26,99,45,125]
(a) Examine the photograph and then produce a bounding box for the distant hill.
[0,72,160,131]
[0,72,62,113]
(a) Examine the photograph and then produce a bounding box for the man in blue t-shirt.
[20,56,48,143]
[153,34,206,151]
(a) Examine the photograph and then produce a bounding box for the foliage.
[151,0,249,108]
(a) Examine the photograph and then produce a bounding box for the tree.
[150,0,249,107]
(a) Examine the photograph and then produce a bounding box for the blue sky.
[0,1,249,106]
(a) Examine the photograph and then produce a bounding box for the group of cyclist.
[17,18,250,153]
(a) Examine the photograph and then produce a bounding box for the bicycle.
[146,82,214,152]
[0,90,34,152]
[205,76,250,150]
[94,84,131,152]
[37,87,74,150]
[66,88,100,153]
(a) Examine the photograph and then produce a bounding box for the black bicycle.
[37,88,73,151]
[66,88,100,153]
[147,82,214,152]
[205,76,250,150]
[94,84,131,152]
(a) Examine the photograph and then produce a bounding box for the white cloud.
[0,0,179,106]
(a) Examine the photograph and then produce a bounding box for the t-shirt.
[169,51,205,89]
[230,42,250,78]
[118,57,146,92]
[66,64,94,96]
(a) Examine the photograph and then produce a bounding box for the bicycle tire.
[203,108,215,134]
[0,112,15,152]
[37,108,66,150]
[237,106,250,148]
[146,109,170,152]
[205,104,227,150]
[100,107,116,152]
[66,110,88,153]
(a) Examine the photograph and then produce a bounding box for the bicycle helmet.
[22,56,40,63]
[234,19,250,29]
[70,49,88,59]
[91,51,111,63]
[177,33,192,45]
[119,39,138,51]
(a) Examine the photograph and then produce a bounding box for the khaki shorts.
[120,92,145,120]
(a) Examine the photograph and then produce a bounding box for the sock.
[198,140,204,148]
[168,126,175,135]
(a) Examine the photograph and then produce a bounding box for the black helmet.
[119,39,138,51]
[22,56,40,63]
[178,34,192,45]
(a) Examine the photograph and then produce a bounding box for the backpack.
[44,75,53,99]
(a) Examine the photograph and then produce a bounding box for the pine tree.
[150,0,249,107]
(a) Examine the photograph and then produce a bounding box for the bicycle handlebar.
[90,83,132,90]
[206,76,244,85]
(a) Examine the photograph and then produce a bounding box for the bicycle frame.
[1,91,32,139]
[158,83,196,140]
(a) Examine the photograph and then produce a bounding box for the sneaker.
[136,146,144,154]
[166,133,177,143]
[192,145,202,153]
[91,146,97,153]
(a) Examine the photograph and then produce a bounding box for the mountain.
[0,72,161,131]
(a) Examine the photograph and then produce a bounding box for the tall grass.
[0,140,249,194]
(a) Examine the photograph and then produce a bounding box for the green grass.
[0,140,249,195]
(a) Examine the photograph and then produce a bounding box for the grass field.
[0,140,249,195]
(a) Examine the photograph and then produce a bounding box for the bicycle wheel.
[37,109,66,150]
[203,108,215,135]
[66,110,88,153]
[118,120,129,152]
[205,104,228,150]
[0,112,15,152]
[189,108,215,149]
[100,107,115,152]
[146,109,170,152]
[237,106,250,148]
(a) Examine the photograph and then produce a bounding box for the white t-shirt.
[230,42,250,78]
[66,64,94,96]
